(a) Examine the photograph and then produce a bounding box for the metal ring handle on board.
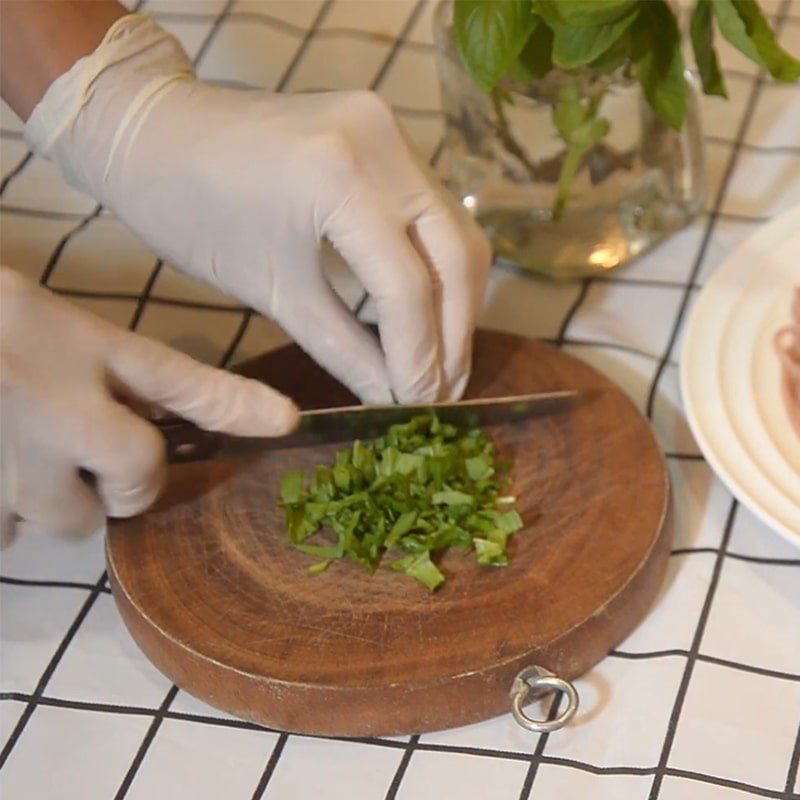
[509,665,579,733]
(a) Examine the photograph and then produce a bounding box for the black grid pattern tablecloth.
[1,1,799,798]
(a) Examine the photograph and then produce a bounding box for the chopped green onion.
[278,414,522,591]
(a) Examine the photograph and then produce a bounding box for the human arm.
[16,11,492,404]
[0,1,126,120]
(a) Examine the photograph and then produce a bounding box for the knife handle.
[154,416,220,464]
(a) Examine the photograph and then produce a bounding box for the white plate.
[681,206,800,546]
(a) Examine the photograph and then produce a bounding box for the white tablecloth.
[1,2,799,799]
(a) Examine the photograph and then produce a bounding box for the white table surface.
[1,2,799,799]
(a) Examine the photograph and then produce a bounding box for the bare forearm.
[0,1,127,120]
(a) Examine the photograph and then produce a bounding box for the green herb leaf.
[279,414,523,591]
[587,31,631,74]
[454,0,536,91]
[474,538,509,566]
[712,0,764,64]
[280,470,304,504]
[536,0,638,27]
[385,510,418,549]
[713,0,800,81]
[465,455,494,481]
[550,8,638,70]
[487,509,525,534]
[691,0,728,97]
[308,560,331,575]
[295,540,344,559]
[509,16,554,81]
[391,551,446,592]
[631,0,687,130]
[432,490,475,507]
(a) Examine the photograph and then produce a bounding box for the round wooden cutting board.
[106,330,671,737]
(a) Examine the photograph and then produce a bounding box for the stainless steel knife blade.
[159,390,582,464]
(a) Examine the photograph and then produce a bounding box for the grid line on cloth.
[0,576,113,594]
[38,204,103,287]
[128,259,164,330]
[216,0,337,369]
[669,548,800,566]
[101,1,339,793]
[0,571,109,770]
[647,500,740,799]
[0,0,233,784]
[517,697,564,800]
[221,0,427,368]
[250,732,289,800]
[786,722,800,797]
[114,0,235,352]
[0,687,796,799]
[112,685,180,800]
[644,44,773,420]
[0,0,150,251]
[0,152,33,197]
[383,733,420,800]
[512,9,778,792]
[147,7,436,54]
[611,649,800,684]
[53,286,244,311]
[1,1,798,798]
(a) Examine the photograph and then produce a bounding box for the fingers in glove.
[324,189,442,404]
[410,207,492,399]
[273,268,393,405]
[77,401,167,518]
[15,458,105,538]
[107,331,299,437]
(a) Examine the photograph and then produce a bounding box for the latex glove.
[24,15,491,405]
[0,268,298,546]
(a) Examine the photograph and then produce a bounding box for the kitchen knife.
[157,390,582,464]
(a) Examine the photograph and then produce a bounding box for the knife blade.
[158,390,582,464]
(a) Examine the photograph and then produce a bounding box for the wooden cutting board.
[106,330,671,737]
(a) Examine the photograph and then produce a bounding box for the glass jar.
[433,1,707,280]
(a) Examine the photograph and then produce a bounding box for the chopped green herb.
[391,551,446,592]
[278,414,522,591]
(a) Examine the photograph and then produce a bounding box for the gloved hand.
[0,268,298,546]
[25,14,491,405]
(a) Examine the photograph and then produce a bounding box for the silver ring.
[509,665,579,733]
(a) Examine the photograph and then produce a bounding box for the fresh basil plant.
[453,0,799,217]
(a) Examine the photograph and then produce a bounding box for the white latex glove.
[0,268,298,547]
[25,14,491,405]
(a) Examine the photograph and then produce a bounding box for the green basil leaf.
[465,454,494,481]
[391,552,445,592]
[385,510,418,549]
[474,538,509,566]
[509,16,555,81]
[454,0,536,91]
[280,470,304,504]
[432,490,475,506]
[587,30,630,74]
[495,509,525,534]
[728,0,800,81]
[550,9,637,69]
[536,0,638,27]
[295,540,345,559]
[711,0,764,65]
[281,413,522,590]
[632,0,687,130]
[691,0,728,97]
